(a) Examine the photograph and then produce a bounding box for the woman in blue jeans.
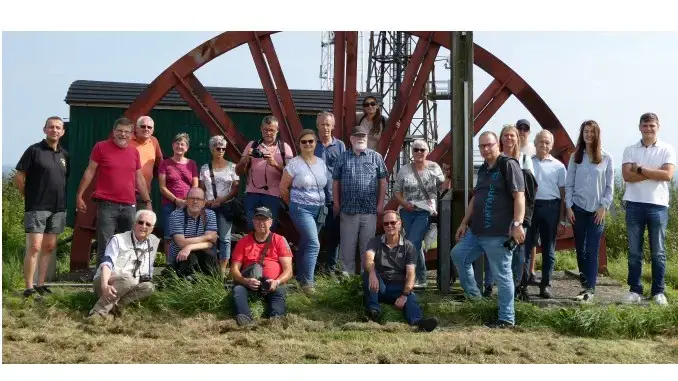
[279,129,329,294]
[393,139,449,288]
[565,120,614,302]
[199,135,240,276]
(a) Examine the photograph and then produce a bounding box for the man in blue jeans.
[362,210,438,332]
[451,131,526,328]
[621,112,675,306]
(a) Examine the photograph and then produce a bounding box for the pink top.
[244,140,294,198]
[158,158,199,205]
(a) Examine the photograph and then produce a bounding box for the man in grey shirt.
[451,131,526,328]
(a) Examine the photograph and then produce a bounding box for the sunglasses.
[300,139,315,145]
[413,148,426,153]
[214,147,226,152]
[383,221,398,227]
[363,101,378,107]
[139,125,153,130]
[517,126,530,132]
[136,220,153,227]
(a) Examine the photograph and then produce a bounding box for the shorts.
[24,211,66,234]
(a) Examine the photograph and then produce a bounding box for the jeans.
[361,272,424,325]
[400,209,430,284]
[626,201,669,296]
[96,200,136,267]
[232,284,286,319]
[524,200,560,289]
[245,193,282,231]
[484,244,525,287]
[451,230,515,324]
[289,201,322,287]
[162,203,177,239]
[572,203,604,290]
[322,202,341,272]
[213,207,233,261]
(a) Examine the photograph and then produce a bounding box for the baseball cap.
[516,119,530,130]
[253,206,273,219]
[351,125,369,136]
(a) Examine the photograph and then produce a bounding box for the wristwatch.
[559,221,567,227]
[513,221,522,227]
[401,290,411,296]
[636,166,643,174]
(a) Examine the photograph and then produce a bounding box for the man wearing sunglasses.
[88,210,160,320]
[362,210,438,331]
[130,116,164,210]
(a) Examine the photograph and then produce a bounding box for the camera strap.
[207,161,219,201]
[257,233,273,265]
[129,231,151,278]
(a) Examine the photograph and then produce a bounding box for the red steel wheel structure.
[70,31,607,274]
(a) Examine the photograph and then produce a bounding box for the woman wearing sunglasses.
[199,135,240,276]
[279,129,329,294]
[393,139,449,288]
[357,96,400,151]
[158,133,199,260]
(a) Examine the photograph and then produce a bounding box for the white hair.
[209,135,228,150]
[412,139,429,151]
[534,129,554,143]
[136,116,153,126]
[135,209,157,226]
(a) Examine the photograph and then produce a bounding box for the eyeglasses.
[363,102,377,107]
[413,148,427,153]
[136,220,153,227]
[138,125,153,130]
[383,221,398,227]
[261,129,277,134]
[115,129,132,135]
[478,142,497,150]
[300,139,315,145]
[186,197,205,203]
[214,147,226,152]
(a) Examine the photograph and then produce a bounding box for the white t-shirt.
[519,152,534,174]
[199,161,239,201]
[521,142,536,158]
[622,139,676,207]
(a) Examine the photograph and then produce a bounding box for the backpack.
[497,155,538,228]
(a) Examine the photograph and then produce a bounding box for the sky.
[3,31,678,171]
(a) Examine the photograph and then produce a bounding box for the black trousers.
[174,250,218,277]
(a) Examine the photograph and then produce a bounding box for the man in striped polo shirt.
[168,187,218,277]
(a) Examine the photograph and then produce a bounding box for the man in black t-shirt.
[362,210,438,332]
[451,131,526,329]
[15,116,69,298]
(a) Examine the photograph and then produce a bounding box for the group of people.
[15,102,674,330]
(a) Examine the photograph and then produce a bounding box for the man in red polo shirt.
[76,117,152,266]
[230,206,293,326]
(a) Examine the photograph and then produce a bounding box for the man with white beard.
[333,125,388,276]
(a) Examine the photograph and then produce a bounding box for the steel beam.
[332,32,346,141]
[344,32,358,137]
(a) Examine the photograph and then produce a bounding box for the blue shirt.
[333,148,388,214]
[168,208,218,265]
[565,150,614,212]
[284,156,329,206]
[314,137,346,201]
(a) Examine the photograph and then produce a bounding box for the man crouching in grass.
[362,210,438,332]
[88,210,160,320]
[230,207,293,326]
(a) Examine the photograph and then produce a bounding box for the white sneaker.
[653,293,668,306]
[623,292,642,304]
[575,289,594,302]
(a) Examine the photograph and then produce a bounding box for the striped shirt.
[333,148,388,214]
[168,208,217,265]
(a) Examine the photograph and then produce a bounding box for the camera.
[139,275,152,283]
[259,276,271,294]
[503,237,518,252]
[250,147,265,159]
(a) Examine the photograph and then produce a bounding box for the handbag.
[303,159,328,225]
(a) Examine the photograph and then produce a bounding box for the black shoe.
[35,285,52,295]
[416,317,438,332]
[516,286,530,302]
[23,288,37,298]
[484,319,515,329]
[539,287,552,299]
[235,314,253,327]
[366,309,384,324]
[527,273,539,286]
[482,285,493,297]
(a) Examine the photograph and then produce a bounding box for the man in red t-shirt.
[230,206,293,326]
[76,117,152,266]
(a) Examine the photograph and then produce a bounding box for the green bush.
[3,171,26,262]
